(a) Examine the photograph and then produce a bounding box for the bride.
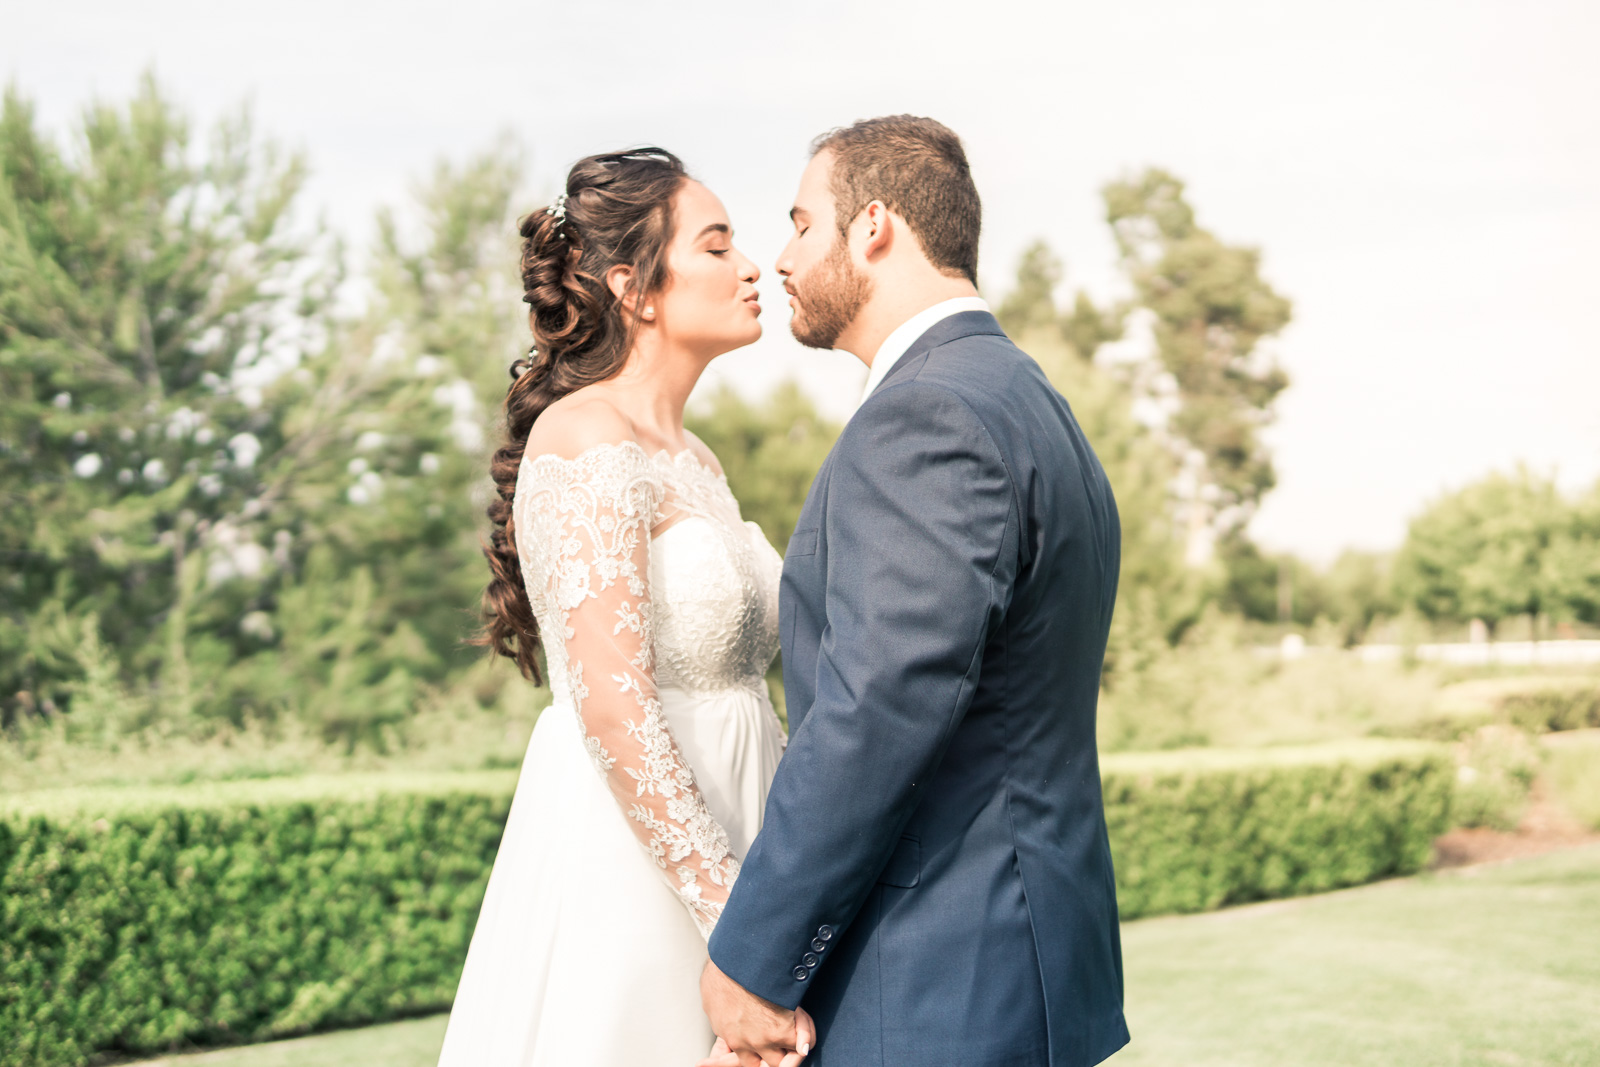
[437,149,814,1067]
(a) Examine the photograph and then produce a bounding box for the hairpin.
[547,193,569,235]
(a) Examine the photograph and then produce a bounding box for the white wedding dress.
[437,441,787,1067]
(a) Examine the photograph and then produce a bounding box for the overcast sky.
[9,0,1598,560]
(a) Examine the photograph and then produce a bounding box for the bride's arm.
[523,408,740,938]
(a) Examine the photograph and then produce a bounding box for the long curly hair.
[475,148,690,681]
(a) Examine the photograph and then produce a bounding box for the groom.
[701,116,1129,1067]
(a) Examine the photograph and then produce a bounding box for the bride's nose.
[738,251,760,285]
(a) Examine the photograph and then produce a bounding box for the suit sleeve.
[707,380,1019,1007]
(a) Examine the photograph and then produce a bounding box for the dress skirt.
[436,683,783,1067]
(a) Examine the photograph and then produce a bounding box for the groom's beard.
[789,237,873,350]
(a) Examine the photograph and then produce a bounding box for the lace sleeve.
[522,443,741,939]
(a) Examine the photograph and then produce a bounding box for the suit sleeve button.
[792,966,810,981]
[817,925,834,941]
[811,938,827,952]
[802,952,820,967]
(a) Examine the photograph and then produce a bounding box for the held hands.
[698,958,817,1067]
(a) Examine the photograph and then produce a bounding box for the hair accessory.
[546,193,569,234]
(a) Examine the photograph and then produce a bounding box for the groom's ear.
[858,200,894,263]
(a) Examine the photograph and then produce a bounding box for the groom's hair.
[811,115,981,284]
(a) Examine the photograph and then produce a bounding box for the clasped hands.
[697,957,816,1067]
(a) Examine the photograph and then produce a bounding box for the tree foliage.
[994,239,1124,361]
[686,381,840,553]
[1103,168,1292,533]
[0,78,527,741]
[1395,467,1600,633]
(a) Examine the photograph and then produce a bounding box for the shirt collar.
[860,296,992,402]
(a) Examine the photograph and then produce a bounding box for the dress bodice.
[646,452,781,697]
[509,440,781,937]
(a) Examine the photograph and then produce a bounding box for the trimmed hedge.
[1421,675,1600,738]
[0,773,514,1067]
[1103,740,1454,920]
[1,744,1454,1065]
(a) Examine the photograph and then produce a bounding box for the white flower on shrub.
[414,354,444,377]
[347,470,383,505]
[206,522,270,585]
[73,453,103,478]
[373,328,406,366]
[166,406,204,440]
[119,426,137,444]
[356,431,386,452]
[72,429,88,445]
[198,473,224,497]
[239,611,276,642]
[117,468,135,485]
[142,458,167,485]
[229,432,262,470]
[53,392,71,409]
[419,452,440,474]
[433,378,483,451]
[195,427,215,446]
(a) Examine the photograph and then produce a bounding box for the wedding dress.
[437,441,786,1067]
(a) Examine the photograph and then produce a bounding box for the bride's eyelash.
[710,249,729,256]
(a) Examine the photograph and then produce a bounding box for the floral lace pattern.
[512,441,779,937]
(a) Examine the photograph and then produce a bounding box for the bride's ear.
[606,264,652,323]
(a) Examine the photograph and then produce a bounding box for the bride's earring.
[643,305,655,320]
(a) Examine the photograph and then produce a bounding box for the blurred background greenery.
[4,77,1598,788]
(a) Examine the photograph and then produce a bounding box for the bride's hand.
[776,1007,817,1067]
[696,1007,816,1067]
[695,1036,740,1067]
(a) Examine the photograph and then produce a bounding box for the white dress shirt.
[859,296,992,402]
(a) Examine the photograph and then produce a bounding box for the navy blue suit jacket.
[708,312,1129,1067]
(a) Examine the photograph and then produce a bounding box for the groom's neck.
[838,269,981,369]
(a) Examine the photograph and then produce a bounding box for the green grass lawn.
[131,846,1600,1067]
[129,1016,449,1067]
[1114,844,1600,1066]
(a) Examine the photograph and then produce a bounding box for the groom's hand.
[700,958,815,1067]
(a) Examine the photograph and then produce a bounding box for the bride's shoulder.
[681,428,725,478]
[525,393,641,463]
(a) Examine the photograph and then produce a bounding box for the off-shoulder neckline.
[522,439,723,481]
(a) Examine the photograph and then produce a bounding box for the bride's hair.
[476,148,690,681]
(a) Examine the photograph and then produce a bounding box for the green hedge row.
[1420,675,1600,739]
[1103,740,1454,919]
[0,773,514,1067]
[2,743,1453,1065]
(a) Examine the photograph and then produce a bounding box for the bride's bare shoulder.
[525,393,640,461]
[681,428,726,477]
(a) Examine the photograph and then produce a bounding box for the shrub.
[1450,725,1540,830]
[1102,740,1454,920]
[0,773,513,1067]
[2,742,1457,1064]
[1423,675,1600,739]
[1543,730,1600,831]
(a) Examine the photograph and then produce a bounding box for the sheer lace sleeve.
[518,442,741,938]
